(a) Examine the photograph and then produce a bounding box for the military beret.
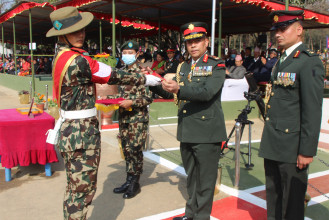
[269,10,304,31]
[180,22,208,41]
[121,40,139,51]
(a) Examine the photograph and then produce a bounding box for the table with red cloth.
[0,109,59,181]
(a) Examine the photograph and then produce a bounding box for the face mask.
[231,54,236,59]
[122,54,136,65]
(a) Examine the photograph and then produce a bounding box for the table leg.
[45,163,52,176]
[5,168,11,181]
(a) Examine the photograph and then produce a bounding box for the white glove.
[145,74,162,86]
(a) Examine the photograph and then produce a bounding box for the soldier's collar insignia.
[188,23,194,31]
[293,50,300,58]
[128,42,133,48]
[203,54,208,63]
[273,15,279,23]
[53,20,63,30]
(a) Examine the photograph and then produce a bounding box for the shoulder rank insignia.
[293,50,300,58]
[203,54,208,63]
[217,63,225,67]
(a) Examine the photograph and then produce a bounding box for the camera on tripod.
[221,72,267,170]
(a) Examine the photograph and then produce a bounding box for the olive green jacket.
[259,43,324,163]
[151,52,227,143]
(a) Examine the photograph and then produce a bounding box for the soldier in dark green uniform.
[46,7,161,220]
[150,22,227,220]
[259,10,324,220]
[110,40,153,199]
[164,48,180,75]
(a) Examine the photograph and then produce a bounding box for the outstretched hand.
[162,79,180,94]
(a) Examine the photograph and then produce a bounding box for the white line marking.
[144,151,186,176]
[243,185,266,194]
[308,170,329,179]
[307,193,329,206]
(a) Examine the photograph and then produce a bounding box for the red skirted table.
[0,109,59,181]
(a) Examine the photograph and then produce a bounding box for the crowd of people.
[0,56,52,75]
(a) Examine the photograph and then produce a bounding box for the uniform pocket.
[275,119,300,133]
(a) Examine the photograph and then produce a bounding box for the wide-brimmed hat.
[46,7,93,37]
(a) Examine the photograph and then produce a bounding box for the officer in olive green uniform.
[110,41,153,199]
[259,10,324,220]
[150,22,227,220]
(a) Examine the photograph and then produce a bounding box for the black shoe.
[113,173,133,194]
[123,175,141,199]
[173,216,193,220]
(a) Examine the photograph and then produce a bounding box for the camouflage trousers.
[61,148,101,220]
[119,121,148,175]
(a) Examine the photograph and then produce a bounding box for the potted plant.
[18,90,30,104]
[47,98,59,120]
[34,93,46,111]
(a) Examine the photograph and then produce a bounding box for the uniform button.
[201,116,205,119]
[267,105,271,109]
[197,79,200,81]
[271,92,274,96]
[285,129,289,133]
[266,117,269,121]
[184,100,187,103]
[183,110,186,113]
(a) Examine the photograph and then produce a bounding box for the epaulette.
[303,49,317,57]
[71,47,89,56]
[208,55,220,60]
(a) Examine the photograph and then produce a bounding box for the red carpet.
[163,196,266,220]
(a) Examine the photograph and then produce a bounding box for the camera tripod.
[221,92,259,170]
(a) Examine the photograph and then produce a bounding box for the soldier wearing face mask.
[109,40,153,199]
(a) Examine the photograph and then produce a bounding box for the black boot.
[123,175,141,199]
[113,173,133,194]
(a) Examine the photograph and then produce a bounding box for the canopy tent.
[1,0,329,45]
[54,0,329,35]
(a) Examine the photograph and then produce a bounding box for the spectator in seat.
[150,51,165,75]
[243,46,254,70]
[226,54,246,79]
[253,49,278,83]
[44,57,52,74]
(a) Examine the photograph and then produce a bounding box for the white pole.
[211,0,216,55]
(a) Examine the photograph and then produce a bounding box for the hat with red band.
[180,22,208,41]
[269,10,304,31]
[166,48,176,53]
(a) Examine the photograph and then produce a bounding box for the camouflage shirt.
[55,45,147,152]
[56,44,100,152]
[109,63,153,123]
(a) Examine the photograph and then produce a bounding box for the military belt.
[61,107,97,120]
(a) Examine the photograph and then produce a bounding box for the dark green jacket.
[259,43,324,163]
[151,52,227,143]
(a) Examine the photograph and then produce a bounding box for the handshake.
[142,67,179,94]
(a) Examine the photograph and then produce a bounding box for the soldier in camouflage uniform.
[46,7,161,220]
[110,40,152,199]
